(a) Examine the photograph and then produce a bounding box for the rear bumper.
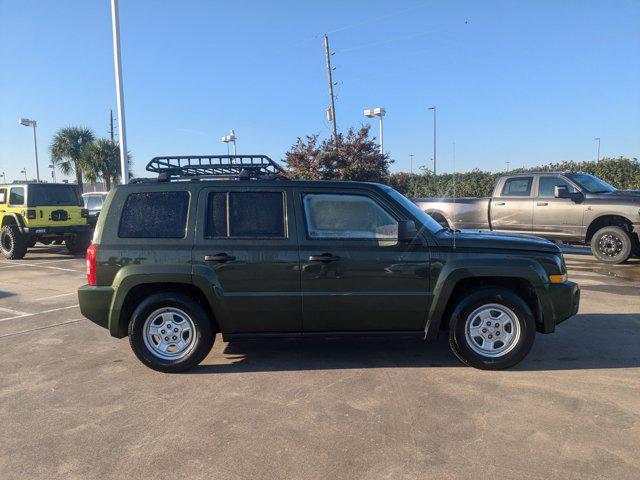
[538,281,580,333]
[78,285,114,330]
[24,224,91,235]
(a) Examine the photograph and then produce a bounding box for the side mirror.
[554,185,570,198]
[398,220,419,242]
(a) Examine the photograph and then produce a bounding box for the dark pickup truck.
[416,172,640,264]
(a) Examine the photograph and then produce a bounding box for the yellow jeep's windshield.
[27,184,83,207]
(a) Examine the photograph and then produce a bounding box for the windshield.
[27,184,83,207]
[383,186,443,233]
[566,173,617,193]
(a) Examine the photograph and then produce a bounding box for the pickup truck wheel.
[128,293,215,373]
[591,226,632,264]
[1,225,28,260]
[448,288,536,370]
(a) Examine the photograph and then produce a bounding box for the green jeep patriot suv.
[78,155,579,372]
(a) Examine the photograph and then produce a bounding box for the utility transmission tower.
[324,34,338,142]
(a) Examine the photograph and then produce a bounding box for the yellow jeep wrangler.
[0,183,92,259]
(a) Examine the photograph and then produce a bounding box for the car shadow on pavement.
[189,313,640,374]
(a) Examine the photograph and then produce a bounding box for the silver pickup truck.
[415,172,640,264]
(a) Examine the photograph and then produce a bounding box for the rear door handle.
[204,253,236,262]
[308,254,340,263]
[494,202,505,206]
[536,202,548,206]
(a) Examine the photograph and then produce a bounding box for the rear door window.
[119,191,190,238]
[9,187,25,205]
[205,191,286,238]
[501,177,533,197]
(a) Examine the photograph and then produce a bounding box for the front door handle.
[494,201,505,206]
[308,253,340,263]
[536,202,548,206]
[204,253,236,262]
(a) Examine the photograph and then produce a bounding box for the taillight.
[81,208,89,218]
[86,244,98,286]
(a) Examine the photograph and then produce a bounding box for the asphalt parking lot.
[1,246,639,480]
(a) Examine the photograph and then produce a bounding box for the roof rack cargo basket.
[145,155,288,181]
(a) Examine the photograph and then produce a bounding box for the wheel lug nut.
[164,337,169,341]
[486,321,491,326]
[488,334,493,339]
[167,324,171,328]
[482,328,487,333]
[174,328,178,332]
[496,331,500,335]
[161,329,166,334]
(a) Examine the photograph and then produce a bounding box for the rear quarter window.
[118,191,190,238]
[0,189,6,204]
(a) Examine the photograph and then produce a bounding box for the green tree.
[50,127,96,191]
[80,138,126,190]
[285,125,392,182]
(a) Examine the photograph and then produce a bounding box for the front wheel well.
[440,277,541,332]
[117,283,219,337]
[585,215,634,243]
[1,215,19,227]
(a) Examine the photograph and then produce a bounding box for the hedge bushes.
[386,157,640,198]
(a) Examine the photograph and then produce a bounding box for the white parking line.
[0,304,79,322]
[0,262,83,273]
[0,306,31,317]
[34,292,78,302]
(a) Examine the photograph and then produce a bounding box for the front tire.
[128,293,215,373]
[0,225,28,260]
[590,226,632,264]
[448,288,536,370]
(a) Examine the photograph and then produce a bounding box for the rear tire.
[448,288,536,370]
[65,233,91,255]
[590,226,632,264]
[0,225,28,260]
[128,292,215,373]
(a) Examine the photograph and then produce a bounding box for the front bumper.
[78,285,114,330]
[24,224,91,235]
[538,281,580,333]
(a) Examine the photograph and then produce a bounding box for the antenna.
[452,140,456,249]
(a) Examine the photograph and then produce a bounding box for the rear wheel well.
[427,211,450,228]
[586,215,634,243]
[118,283,219,337]
[440,277,540,332]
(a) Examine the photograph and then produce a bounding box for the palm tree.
[81,138,129,190]
[50,127,96,191]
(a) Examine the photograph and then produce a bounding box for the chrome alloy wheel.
[464,304,521,358]
[143,307,197,360]
[598,233,623,258]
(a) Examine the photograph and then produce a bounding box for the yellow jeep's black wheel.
[0,225,28,260]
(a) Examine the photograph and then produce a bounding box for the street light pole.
[18,118,40,182]
[110,0,129,184]
[20,168,27,181]
[595,137,601,161]
[428,106,436,175]
[364,108,386,157]
[409,154,415,174]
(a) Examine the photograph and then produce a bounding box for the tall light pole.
[18,118,40,182]
[49,164,56,182]
[364,108,386,156]
[428,106,437,175]
[110,0,129,184]
[221,130,237,155]
[324,35,338,142]
[595,137,601,161]
[409,154,415,174]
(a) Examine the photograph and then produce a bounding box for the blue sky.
[1,0,638,182]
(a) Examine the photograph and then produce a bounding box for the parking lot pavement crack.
[0,319,83,339]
